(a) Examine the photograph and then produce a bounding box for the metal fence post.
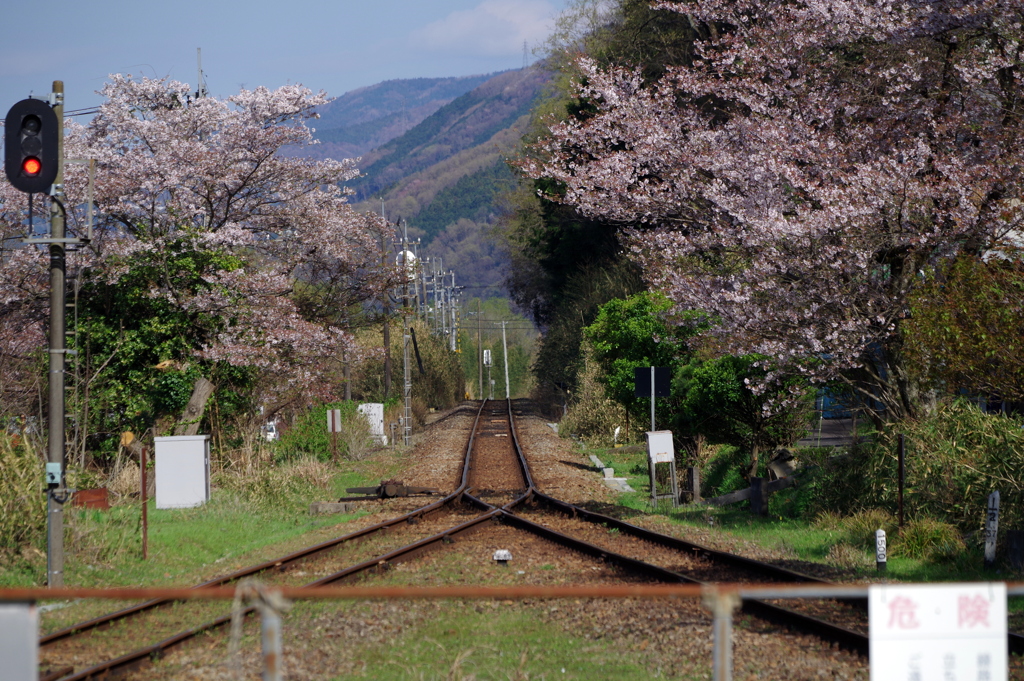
[261,605,282,681]
[702,587,740,681]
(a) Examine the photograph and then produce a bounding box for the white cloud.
[411,0,556,58]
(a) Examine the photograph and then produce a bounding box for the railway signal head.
[4,98,59,194]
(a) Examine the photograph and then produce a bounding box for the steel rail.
[55,513,504,681]
[41,401,491,647]
[45,399,501,681]
[495,399,871,655]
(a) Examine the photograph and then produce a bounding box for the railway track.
[41,397,1015,679]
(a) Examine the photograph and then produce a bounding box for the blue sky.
[1,0,570,113]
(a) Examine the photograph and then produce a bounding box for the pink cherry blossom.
[525,0,1023,420]
[1,75,395,409]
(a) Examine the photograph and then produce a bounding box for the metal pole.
[141,446,148,560]
[47,80,66,588]
[381,232,391,400]
[501,321,510,399]
[897,433,905,529]
[261,606,282,681]
[450,271,457,352]
[703,589,739,681]
[650,366,655,432]
[477,299,483,399]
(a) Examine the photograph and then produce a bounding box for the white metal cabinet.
[154,434,210,509]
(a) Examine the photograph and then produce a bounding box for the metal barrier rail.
[7,582,1024,681]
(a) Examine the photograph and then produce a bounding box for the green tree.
[584,291,696,427]
[69,237,260,461]
[676,355,813,479]
[459,298,537,399]
[905,253,1024,403]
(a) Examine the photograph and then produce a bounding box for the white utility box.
[0,602,37,681]
[155,434,211,509]
[358,402,387,445]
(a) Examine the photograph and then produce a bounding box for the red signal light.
[22,157,41,176]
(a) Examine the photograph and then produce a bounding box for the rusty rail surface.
[14,582,1024,603]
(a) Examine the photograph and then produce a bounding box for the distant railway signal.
[4,98,59,193]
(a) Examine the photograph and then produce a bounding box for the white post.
[875,529,887,572]
[985,491,1000,568]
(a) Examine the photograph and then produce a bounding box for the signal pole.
[47,81,66,587]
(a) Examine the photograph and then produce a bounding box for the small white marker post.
[327,409,342,458]
[875,529,887,573]
[985,491,1000,569]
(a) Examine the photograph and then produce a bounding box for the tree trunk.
[343,351,352,402]
[746,443,760,480]
[173,377,215,436]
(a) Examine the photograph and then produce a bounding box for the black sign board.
[634,366,671,398]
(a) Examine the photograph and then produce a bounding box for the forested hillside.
[348,67,549,204]
[299,73,498,161]
[283,67,550,299]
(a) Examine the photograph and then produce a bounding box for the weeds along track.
[43,399,881,679]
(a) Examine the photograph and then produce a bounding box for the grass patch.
[332,602,678,680]
[0,454,402,589]
[664,503,998,583]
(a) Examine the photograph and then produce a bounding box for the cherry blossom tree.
[0,75,394,436]
[525,0,1024,423]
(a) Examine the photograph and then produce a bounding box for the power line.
[64,107,100,118]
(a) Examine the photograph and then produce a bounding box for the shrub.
[276,401,379,462]
[214,456,331,512]
[836,509,898,551]
[560,342,631,448]
[701,445,751,498]
[893,518,966,562]
[826,542,871,569]
[806,399,1024,548]
[0,434,45,558]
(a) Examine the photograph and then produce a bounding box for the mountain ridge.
[305,72,504,160]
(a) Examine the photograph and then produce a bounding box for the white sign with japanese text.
[869,582,1007,681]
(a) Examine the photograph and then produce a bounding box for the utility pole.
[381,229,391,400]
[196,48,207,99]
[449,270,457,352]
[401,222,412,446]
[47,81,66,587]
[477,299,483,399]
[420,256,428,322]
[501,321,510,399]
